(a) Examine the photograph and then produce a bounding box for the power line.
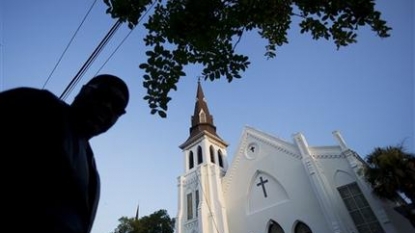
[60,0,156,100]
[42,0,98,89]
[59,19,122,101]
[94,22,135,76]
[94,0,157,76]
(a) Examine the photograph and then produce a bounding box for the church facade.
[174,82,412,233]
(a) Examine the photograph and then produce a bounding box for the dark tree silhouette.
[362,145,415,227]
[112,209,175,233]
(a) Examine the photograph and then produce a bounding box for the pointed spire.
[135,203,139,220]
[180,79,227,149]
[189,80,217,137]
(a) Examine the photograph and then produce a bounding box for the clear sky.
[1,1,414,233]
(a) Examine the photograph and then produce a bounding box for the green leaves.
[103,0,391,117]
[363,146,415,204]
[104,0,154,29]
[112,209,174,233]
[296,0,390,49]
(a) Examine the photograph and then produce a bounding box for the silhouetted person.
[0,74,129,233]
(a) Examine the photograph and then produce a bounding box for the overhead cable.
[94,0,157,76]
[59,19,122,100]
[42,0,98,89]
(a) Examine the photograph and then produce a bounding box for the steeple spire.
[180,80,227,149]
[190,80,216,136]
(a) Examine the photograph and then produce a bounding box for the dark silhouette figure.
[0,74,129,233]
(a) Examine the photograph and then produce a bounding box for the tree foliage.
[112,209,175,233]
[362,145,415,227]
[363,146,415,203]
[103,0,391,117]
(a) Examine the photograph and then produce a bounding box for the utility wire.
[94,22,135,76]
[60,0,156,100]
[42,0,98,89]
[59,19,122,101]
[94,0,157,76]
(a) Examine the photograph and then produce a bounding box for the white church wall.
[197,164,229,233]
[313,156,361,232]
[310,149,384,232]
[223,129,332,233]
[311,149,413,233]
[176,176,185,233]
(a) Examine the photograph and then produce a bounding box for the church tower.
[175,81,230,233]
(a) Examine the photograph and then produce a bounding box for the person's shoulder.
[0,87,63,106]
[1,87,56,98]
[1,86,51,95]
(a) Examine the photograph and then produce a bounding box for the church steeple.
[190,80,216,136]
[180,80,227,149]
[176,80,230,233]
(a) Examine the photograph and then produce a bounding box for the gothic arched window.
[218,149,223,167]
[210,145,215,164]
[189,151,194,169]
[294,222,312,233]
[268,221,284,233]
[197,146,203,164]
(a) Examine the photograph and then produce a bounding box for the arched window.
[189,151,194,169]
[210,146,215,164]
[294,222,312,233]
[268,221,284,233]
[197,146,203,164]
[218,149,223,167]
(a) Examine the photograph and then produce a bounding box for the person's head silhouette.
[71,74,129,138]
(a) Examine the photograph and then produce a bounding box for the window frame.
[338,182,385,233]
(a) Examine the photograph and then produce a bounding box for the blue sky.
[1,1,413,233]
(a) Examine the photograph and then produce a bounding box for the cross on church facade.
[256,176,269,198]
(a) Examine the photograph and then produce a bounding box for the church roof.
[180,80,227,149]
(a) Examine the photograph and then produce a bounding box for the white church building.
[174,82,413,233]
